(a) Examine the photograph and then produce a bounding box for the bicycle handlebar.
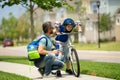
[57,32,79,36]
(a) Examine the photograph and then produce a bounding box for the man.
[34,21,64,77]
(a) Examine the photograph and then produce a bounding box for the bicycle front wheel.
[70,48,80,77]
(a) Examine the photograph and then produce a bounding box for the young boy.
[54,18,82,75]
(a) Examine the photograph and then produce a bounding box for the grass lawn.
[74,42,120,51]
[0,71,31,80]
[80,60,120,80]
[0,56,30,65]
[0,56,120,80]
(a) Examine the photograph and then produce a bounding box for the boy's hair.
[42,21,52,33]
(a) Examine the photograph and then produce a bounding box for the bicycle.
[55,32,80,77]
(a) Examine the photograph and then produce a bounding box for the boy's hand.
[78,26,82,32]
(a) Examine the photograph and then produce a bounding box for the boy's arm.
[76,21,82,32]
[77,25,82,32]
[51,27,60,37]
[53,21,61,35]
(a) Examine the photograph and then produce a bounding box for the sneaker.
[38,68,44,76]
[56,70,62,77]
[43,74,49,77]
[66,69,73,75]
[51,71,56,75]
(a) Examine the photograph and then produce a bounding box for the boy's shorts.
[55,41,70,62]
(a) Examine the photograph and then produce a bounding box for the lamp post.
[96,0,100,48]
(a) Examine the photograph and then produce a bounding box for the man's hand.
[52,50,59,54]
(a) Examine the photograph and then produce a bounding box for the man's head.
[42,21,54,34]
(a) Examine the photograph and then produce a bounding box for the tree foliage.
[73,1,86,43]
[100,13,112,32]
[0,0,70,40]
[16,17,30,39]
[0,13,18,39]
[0,0,65,10]
[0,12,30,40]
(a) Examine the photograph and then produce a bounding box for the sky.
[0,5,26,24]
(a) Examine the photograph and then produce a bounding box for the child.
[54,18,82,75]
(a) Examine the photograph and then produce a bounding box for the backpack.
[27,37,48,61]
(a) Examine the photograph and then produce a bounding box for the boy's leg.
[65,61,73,75]
[63,46,73,75]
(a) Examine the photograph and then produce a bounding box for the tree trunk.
[30,0,35,40]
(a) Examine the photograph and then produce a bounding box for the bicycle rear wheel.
[70,48,80,77]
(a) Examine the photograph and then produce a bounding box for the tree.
[100,13,113,40]
[0,12,18,39]
[0,0,69,40]
[100,13,111,32]
[0,12,30,40]
[16,16,30,39]
[74,1,86,43]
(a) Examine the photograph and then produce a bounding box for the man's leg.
[52,59,64,70]
[44,54,55,75]
[52,59,64,77]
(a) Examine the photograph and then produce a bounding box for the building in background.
[20,0,120,43]
[81,0,120,43]
[115,8,120,42]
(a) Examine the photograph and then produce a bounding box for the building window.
[92,3,97,14]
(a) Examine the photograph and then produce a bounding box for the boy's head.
[65,24,73,31]
[63,18,76,32]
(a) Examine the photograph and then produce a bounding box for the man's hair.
[42,21,52,33]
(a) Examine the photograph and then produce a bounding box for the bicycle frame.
[55,32,75,53]
[55,32,77,56]
[55,32,80,77]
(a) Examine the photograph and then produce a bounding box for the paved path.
[0,46,119,80]
[0,46,27,56]
[77,50,120,63]
[0,62,115,80]
[0,46,120,63]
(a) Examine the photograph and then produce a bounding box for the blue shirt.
[55,25,74,42]
[38,34,52,51]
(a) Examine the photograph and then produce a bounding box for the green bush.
[100,38,108,42]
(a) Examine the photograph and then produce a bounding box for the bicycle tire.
[70,48,80,77]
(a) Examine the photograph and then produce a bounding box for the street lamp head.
[96,0,100,8]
